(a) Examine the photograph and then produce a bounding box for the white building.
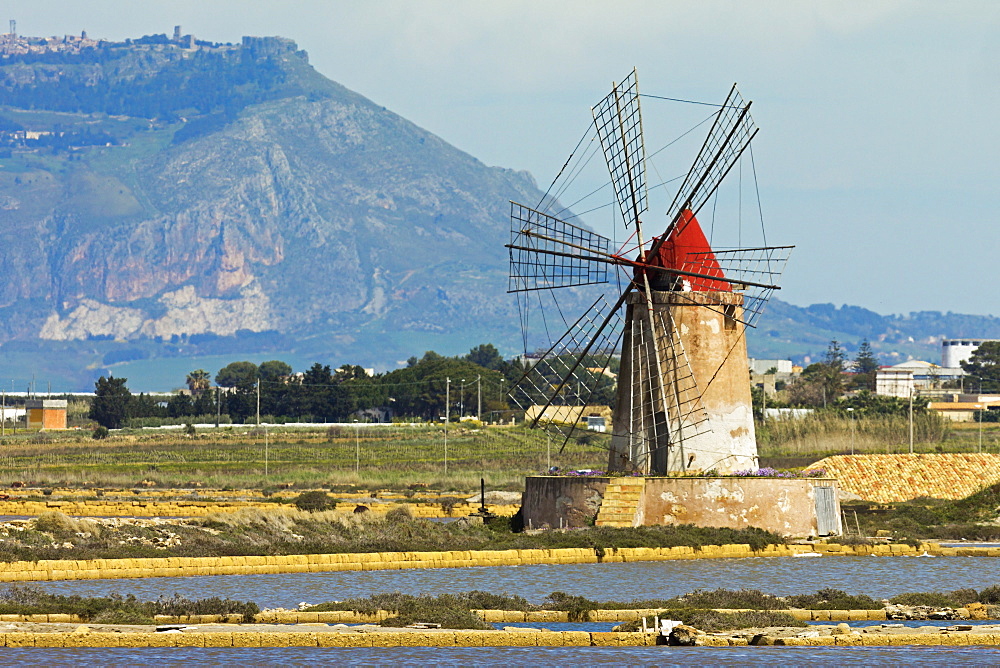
[875,360,965,398]
[748,359,793,375]
[942,338,1000,368]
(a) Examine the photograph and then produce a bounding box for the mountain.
[746,299,1000,366]
[0,31,556,388]
[0,30,997,392]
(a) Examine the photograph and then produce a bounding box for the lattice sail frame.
[665,84,757,225]
[592,68,646,227]
[507,296,623,443]
[508,201,611,293]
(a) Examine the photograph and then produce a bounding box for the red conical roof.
[644,209,730,292]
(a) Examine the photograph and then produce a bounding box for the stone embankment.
[0,625,661,647]
[0,541,989,583]
[5,605,992,626]
[2,622,1000,648]
[0,498,518,518]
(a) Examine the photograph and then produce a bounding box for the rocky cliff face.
[0,36,545,366]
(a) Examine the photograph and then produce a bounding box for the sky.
[8,0,1000,317]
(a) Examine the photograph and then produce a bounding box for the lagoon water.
[17,556,1000,665]
[32,556,1000,608]
[5,645,1000,666]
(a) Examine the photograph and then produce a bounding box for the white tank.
[942,339,999,368]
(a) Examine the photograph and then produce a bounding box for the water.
[18,556,1000,664]
[1,645,999,666]
[31,556,1000,608]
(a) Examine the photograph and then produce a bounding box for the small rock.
[831,623,851,635]
[73,626,90,633]
[669,624,702,646]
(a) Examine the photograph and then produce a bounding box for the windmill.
[507,69,792,475]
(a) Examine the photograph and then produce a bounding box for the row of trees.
[95,337,1000,428]
[90,344,528,428]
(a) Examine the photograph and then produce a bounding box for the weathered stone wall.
[524,476,839,536]
[520,476,609,529]
[640,477,839,537]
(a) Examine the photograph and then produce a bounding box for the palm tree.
[186,369,211,396]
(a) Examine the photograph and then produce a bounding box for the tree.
[215,361,258,388]
[852,339,879,391]
[820,340,847,402]
[961,341,1000,392]
[464,343,505,371]
[185,369,211,395]
[787,340,848,408]
[89,375,133,429]
[258,360,292,383]
[167,393,194,418]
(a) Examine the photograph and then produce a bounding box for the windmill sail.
[508,201,612,292]
[508,295,624,443]
[592,68,646,226]
[665,84,757,228]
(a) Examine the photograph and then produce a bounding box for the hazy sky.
[8,1,1000,317]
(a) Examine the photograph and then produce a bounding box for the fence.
[0,425,609,485]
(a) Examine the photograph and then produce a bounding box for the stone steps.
[594,477,645,528]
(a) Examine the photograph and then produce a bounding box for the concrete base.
[522,475,842,537]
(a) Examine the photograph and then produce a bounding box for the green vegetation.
[293,490,336,512]
[783,588,881,610]
[0,585,257,623]
[961,341,1000,392]
[0,424,606,489]
[306,592,533,630]
[0,508,782,564]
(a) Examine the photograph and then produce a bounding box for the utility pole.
[459,379,465,419]
[847,407,855,455]
[477,374,481,422]
[1,389,5,437]
[354,419,360,473]
[215,388,220,428]
[979,403,984,454]
[444,377,450,475]
[908,388,914,455]
[256,379,261,426]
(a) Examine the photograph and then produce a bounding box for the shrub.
[438,497,463,516]
[91,609,155,624]
[674,588,787,610]
[785,588,880,610]
[889,591,954,608]
[980,586,1000,604]
[293,491,334,512]
[92,426,109,440]
[544,592,600,621]
[0,586,257,622]
[306,592,524,629]
[385,505,413,522]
